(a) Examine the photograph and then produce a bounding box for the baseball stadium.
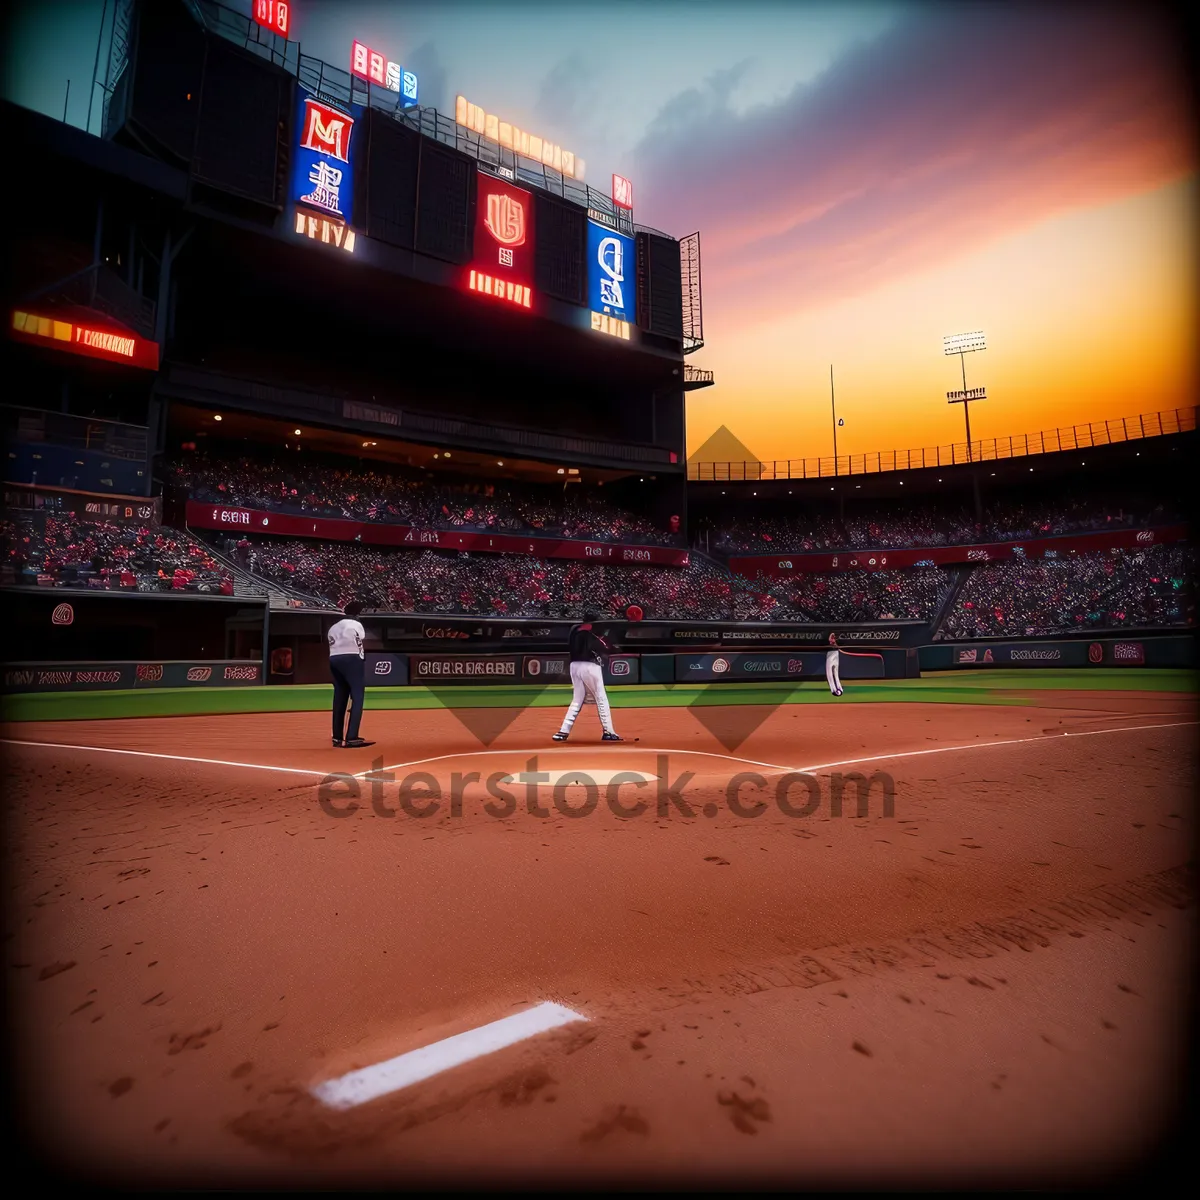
[2,0,1196,1190]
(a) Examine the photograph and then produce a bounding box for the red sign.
[299,97,353,162]
[10,310,159,370]
[730,525,1190,577]
[253,0,289,35]
[351,39,388,86]
[185,502,690,565]
[612,174,633,209]
[468,176,535,311]
[1111,642,1145,665]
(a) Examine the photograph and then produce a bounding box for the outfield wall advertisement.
[674,651,887,683]
[919,636,1196,670]
[2,660,263,693]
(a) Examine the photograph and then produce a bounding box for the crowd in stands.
[216,533,950,622]
[0,510,233,594]
[936,544,1195,639]
[712,494,1183,554]
[170,453,680,546]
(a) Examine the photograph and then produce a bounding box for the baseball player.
[328,600,375,748]
[553,611,622,742]
[826,632,843,697]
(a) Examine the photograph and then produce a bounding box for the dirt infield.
[3,684,1196,1187]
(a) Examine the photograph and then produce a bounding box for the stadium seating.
[212,533,952,622]
[711,494,1183,554]
[1,511,233,594]
[936,544,1195,638]
[170,453,680,547]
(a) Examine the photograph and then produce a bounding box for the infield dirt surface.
[3,674,1196,1187]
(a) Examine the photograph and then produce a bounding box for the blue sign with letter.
[587,221,635,323]
[291,87,359,222]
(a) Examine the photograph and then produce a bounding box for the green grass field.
[1,669,1194,723]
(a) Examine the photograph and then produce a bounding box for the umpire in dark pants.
[327,600,374,748]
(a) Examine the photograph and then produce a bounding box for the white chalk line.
[2,719,1194,785]
[0,738,328,778]
[311,1001,586,1111]
[363,719,1199,782]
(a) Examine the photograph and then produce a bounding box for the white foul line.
[1,719,1194,784]
[311,1001,586,1111]
[361,719,1199,781]
[0,738,328,778]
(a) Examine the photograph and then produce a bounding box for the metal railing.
[170,0,649,234]
[688,406,1197,482]
[4,406,149,461]
[684,364,714,386]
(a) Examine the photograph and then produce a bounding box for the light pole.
[943,331,987,462]
[830,364,838,475]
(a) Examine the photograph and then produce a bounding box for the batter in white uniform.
[553,612,622,741]
[826,632,843,697]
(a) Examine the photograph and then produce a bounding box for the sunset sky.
[5,1,1195,463]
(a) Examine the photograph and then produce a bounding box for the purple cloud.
[633,5,1195,326]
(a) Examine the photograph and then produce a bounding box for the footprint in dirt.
[718,1086,772,1134]
[168,1024,221,1055]
[580,1104,650,1143]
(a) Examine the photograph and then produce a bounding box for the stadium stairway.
[188,533,321,610]
[927,565,969,640]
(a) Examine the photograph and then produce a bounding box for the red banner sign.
[253,0,289,35]
[468,176,535,311]
[185,502,689,566]
[730,525,1189,577]
[10,309,159,371]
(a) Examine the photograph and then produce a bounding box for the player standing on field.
[826,631,843,697]
[553,611,622,742]
[328,600,375,748]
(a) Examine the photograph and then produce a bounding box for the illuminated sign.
[253,0,289,35]
[10,310,159,370]
[468,271,532,309]
[455,95,583,180]
[351,40,418,104]
[468,175,535,311]
[294,211,355,253]
[291,87,359,253]
[587,221,635,323]
[591,312,630,340]
[612,174,633,209]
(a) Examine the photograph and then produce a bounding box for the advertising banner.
[522,655,640,684]
[291,88,360,254]
[674,651,885,682]
[1107,641,1145,665]
[408,654,521,684]
[10,309,160,371]
[923,638,1192,671]
[621,623,922,648]
[730,524,1189,577]
[468,175,535,311]
[2,661,261,693]
[365,653,410,685]
[185,502,690,566]
[588,221,636,323]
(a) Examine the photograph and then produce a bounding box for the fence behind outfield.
[689,406,1197,482]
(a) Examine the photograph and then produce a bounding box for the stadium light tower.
[943,331,987,461]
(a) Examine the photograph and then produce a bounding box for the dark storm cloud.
[632,5,1195,325]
